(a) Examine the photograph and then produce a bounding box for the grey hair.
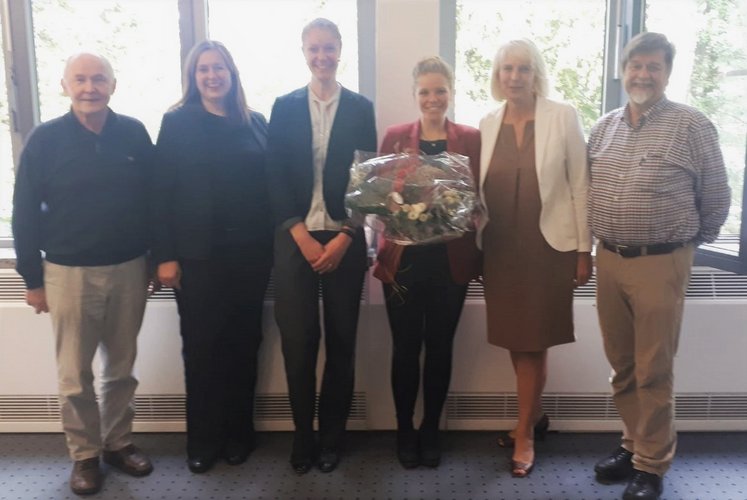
[622,32,676,75]
[490,38,549,101]
[63,52,115,81]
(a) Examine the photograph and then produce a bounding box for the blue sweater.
[12,110,153,289]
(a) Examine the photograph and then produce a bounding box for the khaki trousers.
[44,256,147,461]
[596,244,694,476]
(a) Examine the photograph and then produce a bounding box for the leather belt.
[601,241,686,258]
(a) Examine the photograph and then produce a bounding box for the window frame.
[443,0,746,274]
[0,0,375,248]
[1,0,744,273]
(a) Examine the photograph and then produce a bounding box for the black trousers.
[175,246,271,458]
[273,229,367,457]
[383,245,468,431]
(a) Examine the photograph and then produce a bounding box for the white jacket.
[477,95,592,252]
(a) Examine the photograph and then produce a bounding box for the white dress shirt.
[305,83,342,231]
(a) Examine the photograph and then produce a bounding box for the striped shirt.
[588,97,730,246]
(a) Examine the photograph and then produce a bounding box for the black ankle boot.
[419,428,440,468]
[396,429,419,469]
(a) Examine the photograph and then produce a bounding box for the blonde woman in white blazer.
[477,39,592,478]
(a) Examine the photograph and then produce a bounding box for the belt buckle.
[615,244,628,256]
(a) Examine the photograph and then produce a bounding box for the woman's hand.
[290,222,325,266]
[574,252,593,287]
[158,261,182,290]
[313,233,352,274]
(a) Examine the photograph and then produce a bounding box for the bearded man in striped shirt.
[587,32,730,500]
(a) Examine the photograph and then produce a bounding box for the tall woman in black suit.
[152,40,273,473]
[267,18,376,475]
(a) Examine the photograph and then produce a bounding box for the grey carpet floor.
[0,431,745,500]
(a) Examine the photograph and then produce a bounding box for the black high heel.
[497,413,550,448]
[534,413,549,441]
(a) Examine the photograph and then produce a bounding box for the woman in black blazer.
[152,40,273,474]
[266,18,376,475]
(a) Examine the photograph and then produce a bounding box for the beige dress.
[482,121,576,351]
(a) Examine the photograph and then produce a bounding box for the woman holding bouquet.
[478,39,592,477]
[266,18,376,475]
[374,56,481,469]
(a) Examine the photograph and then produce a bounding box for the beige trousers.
[596,244,694,476]
[44,256,147,461]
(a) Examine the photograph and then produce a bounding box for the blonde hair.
[490,39,549,101]
[302,18,342,45]
[412,56,454,92]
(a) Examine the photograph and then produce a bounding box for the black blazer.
[151,104,271,263]
[266,86,377,229]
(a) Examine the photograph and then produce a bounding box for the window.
[454,0,607,134]
[646,0,747,271]
[207,0,359,118]
[0,23,12,239]
[2,0,372,249]
[31,0,182,139]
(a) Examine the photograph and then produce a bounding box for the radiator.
[1,267,745,433]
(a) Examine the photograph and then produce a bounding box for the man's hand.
[26,287,49,314]
[157,261,182,290]
[574,252,593,287]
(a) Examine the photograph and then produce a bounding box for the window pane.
[0,23,12,239]
[646,0,746,257]
[455,0,607,134]
[31,0,182,139]
[208,0,359,118]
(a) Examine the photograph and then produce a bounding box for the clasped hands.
[291,223,351,274]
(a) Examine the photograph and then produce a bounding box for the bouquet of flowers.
[345,151,481,245]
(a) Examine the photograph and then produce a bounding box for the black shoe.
[396,429,420,469]
[419,428,440,468]
[70,457,102,495]
[594,446,634,482]
[187,456,216,474]
[290,458,313,475]
[317,448,340,473]
[623,470,663,499]
[224,441,254,466]
[290,432,315,475]
[224,449,249,466]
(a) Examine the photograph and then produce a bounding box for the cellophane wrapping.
[345,151,481,245]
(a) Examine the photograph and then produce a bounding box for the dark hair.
[172,40,251,125]
[301,17,342,45]
[622,32,676,75]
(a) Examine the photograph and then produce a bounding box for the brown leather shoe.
[103,444,153,477]
[70,457,102,495]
